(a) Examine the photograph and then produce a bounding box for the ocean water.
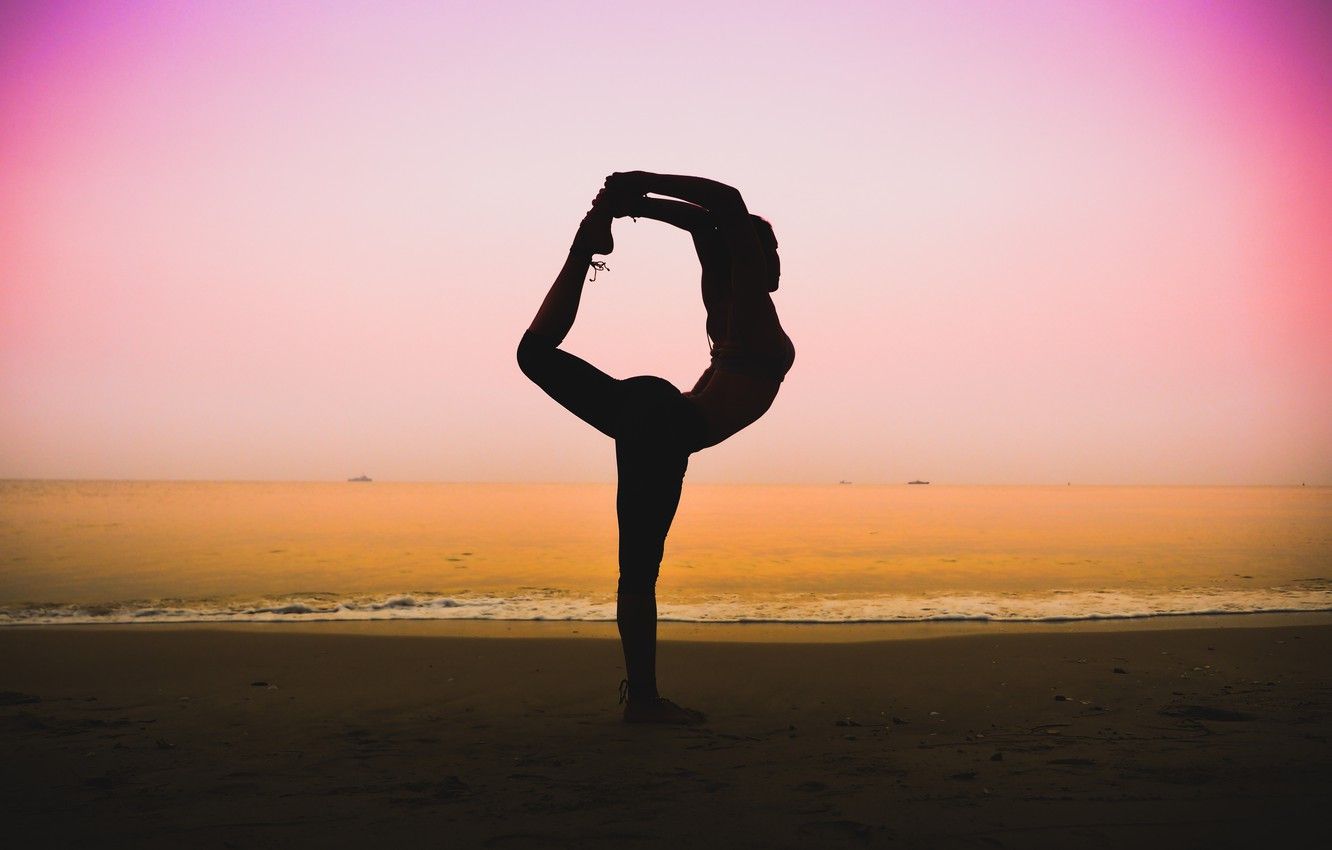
[1,481,1328,625]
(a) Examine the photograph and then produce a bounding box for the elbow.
[711,185,748,218]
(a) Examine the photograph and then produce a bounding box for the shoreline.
[3,617,1329,846]
[5,609,1331,642]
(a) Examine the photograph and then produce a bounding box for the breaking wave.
[3,584,1330,626]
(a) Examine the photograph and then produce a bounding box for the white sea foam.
[2,586,1329,626]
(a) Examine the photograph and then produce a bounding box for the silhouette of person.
[517,172,794,724]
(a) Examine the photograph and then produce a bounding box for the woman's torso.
[685,328,794,448]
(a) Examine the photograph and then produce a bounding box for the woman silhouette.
[517,172,794,724]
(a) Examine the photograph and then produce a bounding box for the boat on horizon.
[348,475,372,483]
[908,480,929,485]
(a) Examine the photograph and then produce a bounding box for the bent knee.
[516,330,555,379]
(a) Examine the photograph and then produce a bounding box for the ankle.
[570,217,612,257]
[568,224,599,255]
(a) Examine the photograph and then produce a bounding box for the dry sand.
[2,618,1330,848]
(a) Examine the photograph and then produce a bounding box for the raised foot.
[572,185,629,257]
[623,697,707,725]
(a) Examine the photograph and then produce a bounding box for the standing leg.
[613,387,706,724]
[615,439,686,704]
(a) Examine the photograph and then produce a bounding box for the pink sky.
[2,0,1329,484]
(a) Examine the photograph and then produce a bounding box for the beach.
[8,0,1331,846]
[3,617,1329,848]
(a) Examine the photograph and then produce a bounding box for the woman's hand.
[595,172,650,217]
[588,187,634,220]
[606,171,652,197]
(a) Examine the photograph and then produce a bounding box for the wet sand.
[2,618,1330,848]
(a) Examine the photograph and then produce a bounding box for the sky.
[2,0,1329,484]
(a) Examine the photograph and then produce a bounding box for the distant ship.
[838,480,852,485]
[907,480,929,485]
[348,475,372,483]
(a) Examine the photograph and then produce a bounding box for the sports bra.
[709,335,796,383]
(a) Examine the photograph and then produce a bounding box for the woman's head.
[751,214,780,292]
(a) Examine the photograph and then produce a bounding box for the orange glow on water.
[3,482,1327,612]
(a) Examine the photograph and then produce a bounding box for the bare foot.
[623,697,707,725]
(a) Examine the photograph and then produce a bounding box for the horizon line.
[1,478,1327,488]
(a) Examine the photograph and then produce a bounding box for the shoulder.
[692,226,727,259]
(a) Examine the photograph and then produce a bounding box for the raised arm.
[621,197,712,233]
[611,172,748,220]
[621,197,727,271]
[610,172,768,294]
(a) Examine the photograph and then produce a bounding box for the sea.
[1,481,1328,626]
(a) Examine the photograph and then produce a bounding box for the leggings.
[517,331,709,594]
